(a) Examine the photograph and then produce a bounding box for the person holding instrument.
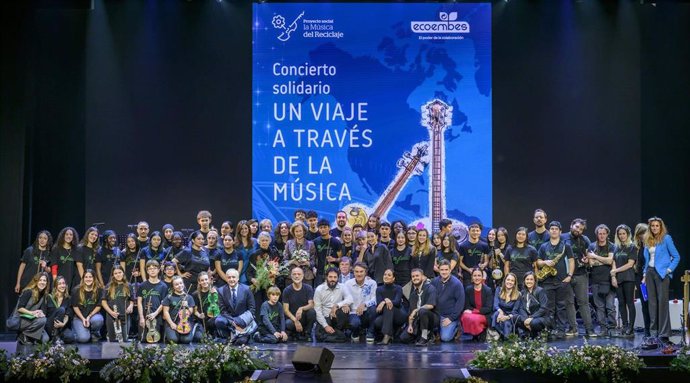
[15,230,52,293]
[193,272,219,339]
[137,260,167,343]
[162,276,197,344]
[101,265,134,342]
[45,275,75,343]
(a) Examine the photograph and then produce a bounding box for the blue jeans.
[72,313,104,343]
[348,306,377,337]
[439,317,459,342]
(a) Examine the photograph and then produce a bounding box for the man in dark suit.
[214,268,256,344]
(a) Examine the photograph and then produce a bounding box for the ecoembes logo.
[411,12,470,34]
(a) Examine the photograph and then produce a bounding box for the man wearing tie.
[215,268,256,344]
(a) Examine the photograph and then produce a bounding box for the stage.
[0,332,685,382]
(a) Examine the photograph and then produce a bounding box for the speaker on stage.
[292,346,334,374]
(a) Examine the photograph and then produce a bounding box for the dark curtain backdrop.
[1,0,689,330]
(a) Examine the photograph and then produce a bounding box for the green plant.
[0,349,8,376]
[6,341,90,383]
[551,341,644,383]
[468,335,556,374]
[670,346,690,373]
[100,339,271,383]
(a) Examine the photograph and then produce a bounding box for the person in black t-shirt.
[15,230,52,293]
[15,272,50,344]
[76,227,100,281]
[162,224,175,250]
[378,222,394,250]
[121,233,141,284]
[135,221,150,249]
[193,272,219,339]
[330,211,348,239]
[46,275,75,343]
[305,210,321,241]
[214,235,242,288]
[612,224,637,337]
[390,232,412,287]
[50,227,80,289]
[96,230,123,288]
[313,219,342,286]
[173,231,211,292]
[162,276,197,344]
[71,270,104,343]
[282,267,316,341]
[505,227,538,291]
[536,221,574,339]
[458,223,489,284]
[196,210,213,244]
[410,229,436,280]
[528,209,549,250]
[561,218,595,337]
[137,260,168,342]
[254,286,288,343]
[139,231,165,278]
[586,224,616,336]
[101,266,134,342]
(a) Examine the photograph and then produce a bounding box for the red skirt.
[461,312,487,336]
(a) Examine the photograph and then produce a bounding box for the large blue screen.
[253,2,492,233]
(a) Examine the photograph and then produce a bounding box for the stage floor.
[0,332,684,382]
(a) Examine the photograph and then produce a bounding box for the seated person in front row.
[46,275,75,343]
[345,262,378,343]
[282,267,316,341]
[16,272,50,344]
[489,272,520,340]
[400,268,439,346]
[461,268,493,341]
[374,269,406,345]
[431,260,465,342]
[516,272,549,338]
[162,276,199,344]
[71,270,104,343]
[214,268,257,345]
[254,286,288,343]
[314,267,353,342]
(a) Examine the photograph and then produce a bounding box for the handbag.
[6,299,21,331]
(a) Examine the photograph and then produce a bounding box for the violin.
[206,291,220,318]
[144,301,161,343]
[176,299,192,335]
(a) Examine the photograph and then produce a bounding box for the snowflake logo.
[272,15,286,30]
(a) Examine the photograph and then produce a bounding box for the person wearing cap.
[458,222,490,284]
[314,218,342,287]
[536,220,574,340]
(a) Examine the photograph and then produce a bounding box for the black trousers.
[543,282,570,332]
[316,308,348,342]
[285,309,317,337]
[375,306,407,337]
[399,308,439,343]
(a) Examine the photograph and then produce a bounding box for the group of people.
[11,208,681,346]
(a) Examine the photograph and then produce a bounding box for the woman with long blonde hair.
[411,228,436,279]
[642,217,680,343]
[46,275,75,343]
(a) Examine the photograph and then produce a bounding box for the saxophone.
[536,244,566,281]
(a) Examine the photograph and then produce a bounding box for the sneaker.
[565,329,578,337]
[351,334,360,343]
[366,335,375,344]
[585,329,597,338]
[597,328,609,338]
[90,334,100,343]
[415,337,429,347]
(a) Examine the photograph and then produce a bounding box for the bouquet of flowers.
[250,257,280,292]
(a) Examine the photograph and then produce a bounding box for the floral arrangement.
[288,249,310,266]
[670,346,690,372]
[469,335,555,375]
[100,339,270,383]
[0,349,7,377]
[552,341,645,383]
[250,258,280,292]
[469,337,645,383]
[5,341,90,383]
